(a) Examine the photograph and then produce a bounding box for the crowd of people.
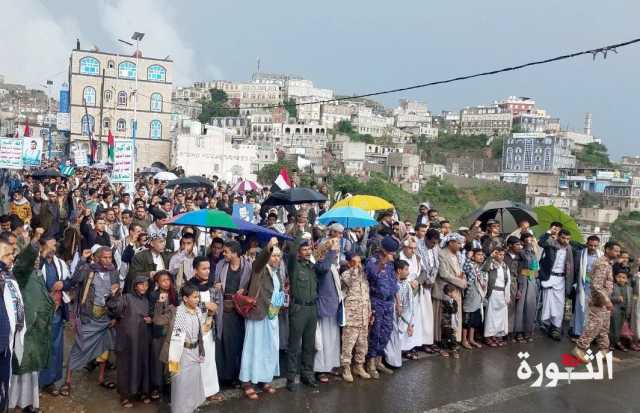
[0,165,639,413]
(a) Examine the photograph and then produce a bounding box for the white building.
[285,79,333,122]
[393,100,430,128]
[421,163,447,179]
[174,120,257,182]
[320,103,354,128]
[328,135,366,176]
[352,107,393,137]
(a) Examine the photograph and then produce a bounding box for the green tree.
[283,98,298,119]
[575,143,612,168]
[198,88,239,123]
[256,160,296,185]
[336,120,354,134]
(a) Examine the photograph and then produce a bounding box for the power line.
[134,36,640,112]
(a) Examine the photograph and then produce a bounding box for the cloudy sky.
[1,0,639,158]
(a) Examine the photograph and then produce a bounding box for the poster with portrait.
[232,203,255,223]
[22,136,43,168]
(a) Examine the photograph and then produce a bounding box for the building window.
[147,65,166,81]
[103,117,111,129]
[116,118,126,132]
[150,120,162,139]
[544,148,552,169]
[117,91,127,106]
[150,93,162,112]
[79,57,100,75]
[107,60,115,69]
[83,86,96,106]
[81,114,95,136]
[118,61,136,79]
[104,90,112,102]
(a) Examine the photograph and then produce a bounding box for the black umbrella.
[166,176,213,189]
[31,168,62,179]
[186,176,214,187]
[262,188,327,206]
[139,166,163,175]
[151,161,168,171]
[467,200,538,234]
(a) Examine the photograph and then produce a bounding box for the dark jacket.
[481,256,510,300]
[126,249,171,292]
[246,245,283,321]
[539,236,574,296]
[40,201,61,240]
[71,259,119,323]
[213,256,252,337]
[80,216,111,251]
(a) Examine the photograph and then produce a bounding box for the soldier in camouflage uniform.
[573,241,621,362]
[339,252,372,382]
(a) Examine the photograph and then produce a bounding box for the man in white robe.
[482,248,511,344]
[399,237,426,352]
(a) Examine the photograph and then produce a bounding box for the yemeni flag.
[107,129,115,162]
[23,118,31,137]
[270,168,291,193]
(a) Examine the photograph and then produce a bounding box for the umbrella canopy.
[140,166,163,175]
[186,176,214,187]
[532,205,583,242]
[151,161,168,171]
[166,176,213,189]
[169,209,292,241]
[318,207,377,229]
[90,162,110,170]
[332,195,393,211]
[232,179,261,194]
[262,188,327,206]
[31,168,62,179]
[154,171,178,181]
[467,200,538,234]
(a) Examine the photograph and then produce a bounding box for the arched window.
[104,90,112,102]
[103,117,111,129]
[107,60,115,69]
[147,65,166,81]
[81,114,95,136]
[79,57,100,75]
[118,61,136,79]
[150,120,162,139]
[117,91,127,106]
[150,93,162,112]
[116,118,126,132]
[83,86,96,106]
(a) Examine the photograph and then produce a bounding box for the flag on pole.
[23,118,31,137]
[270,168,291,193]
[107,129,115,162]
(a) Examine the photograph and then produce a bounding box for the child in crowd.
[610,268,632,351]
[462,248,486,349]
[149,270,178,400]
[385,260,414,368]
[441,284,460,358]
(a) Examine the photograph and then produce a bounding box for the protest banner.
[0,137,25,169]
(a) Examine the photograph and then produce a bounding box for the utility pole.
[45,80,53,159]
[98,68,106,161]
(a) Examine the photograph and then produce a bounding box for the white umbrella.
[153,171,178,181]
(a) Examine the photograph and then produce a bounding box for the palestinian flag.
[23,118,31,137]
[270,168,291,193]
[107,129,115,162]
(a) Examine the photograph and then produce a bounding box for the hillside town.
[1,38,638,249]
[1,32,640,413]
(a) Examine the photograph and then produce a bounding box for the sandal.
[317,374,329,384]
[142,396,151,404]
[242,385,258,400]
[471,341,483,349]
[461,341,473,350]
[486,339,498,348]
[422,345,434,354]
[98,380,116,390]
[150,390,161,400]
[207,393,225,402]
[43,384,60,397]
[262,384,276,394]
[59,383,71,397]
[121,399,133,408]
[439,350,450,358]
[405,351,419,360]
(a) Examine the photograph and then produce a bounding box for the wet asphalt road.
[44,332,640,413]
[199,338,640,413]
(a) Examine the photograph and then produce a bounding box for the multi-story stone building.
[513,112,560,134]
[497,96,536,116]
[502,133,575,174]
[603,177,640,211]
[320,103,354,129]
[285,79,333,122]
[327,135,366,176]
[387,152,420,190]
[68,46,173,167]
[393,100,430,128]
[351,107,393,137]
[173,120,258,181]
[459,105,512,136]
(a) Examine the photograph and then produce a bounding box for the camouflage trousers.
[576,306,611,352]
[341,325,369,365]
